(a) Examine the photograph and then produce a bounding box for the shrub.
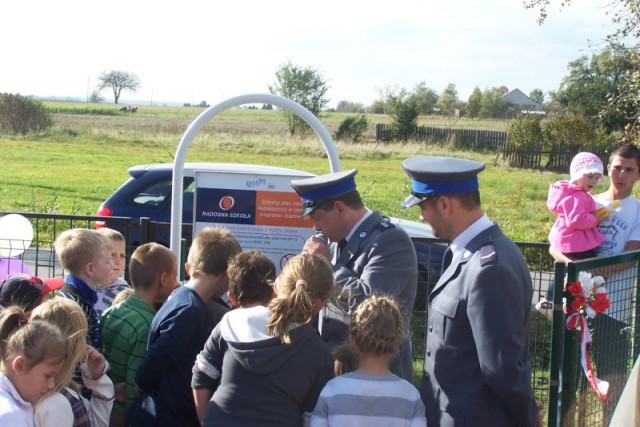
[334,113,369,143]
[89,90,104,103]
[507,114,544,148]
[389,96,419,141]
[542,113,596,150]
[0,93,52,134]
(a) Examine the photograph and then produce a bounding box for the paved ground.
[20,247,63,279]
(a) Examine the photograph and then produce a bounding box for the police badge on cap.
[401,156,485,208]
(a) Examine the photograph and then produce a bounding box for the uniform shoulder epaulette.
[375,217,395,231]
[479,243,498,266]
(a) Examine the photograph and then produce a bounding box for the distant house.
[502,89,543,117]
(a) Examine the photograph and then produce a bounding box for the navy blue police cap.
[290,169,358,217]
[401,156,485,208]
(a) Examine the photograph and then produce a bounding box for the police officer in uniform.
[291,169,418,382]
[401,156,541,427]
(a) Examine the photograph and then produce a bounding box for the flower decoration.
[566,271,609,319]
[565,270,610,400]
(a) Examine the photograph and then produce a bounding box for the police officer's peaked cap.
[401,156,485,208]
[290,169,358,216]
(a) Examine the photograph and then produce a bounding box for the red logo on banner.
[219,196,235,211]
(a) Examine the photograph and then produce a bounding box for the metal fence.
[547,252,640,427]
[0,212,133,280]
[2,212,638,426]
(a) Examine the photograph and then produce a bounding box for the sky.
[0,0,618,108]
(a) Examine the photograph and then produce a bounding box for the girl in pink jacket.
[547,152,605,260]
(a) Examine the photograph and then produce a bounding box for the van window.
[131,179,195,209]
[132,180,171,207]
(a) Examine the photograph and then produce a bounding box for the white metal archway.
[169,93,341,262]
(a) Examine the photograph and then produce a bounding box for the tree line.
[3,0,639,146]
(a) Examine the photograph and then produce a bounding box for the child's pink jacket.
[547,180,604,253]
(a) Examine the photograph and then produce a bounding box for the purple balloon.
[0,257,31,282]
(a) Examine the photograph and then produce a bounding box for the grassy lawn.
[0,103,628,244]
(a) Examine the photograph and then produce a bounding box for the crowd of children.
[0,225,427,427]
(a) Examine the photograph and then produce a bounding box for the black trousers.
[589,314,632,425]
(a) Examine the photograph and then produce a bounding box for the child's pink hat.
[570,152,604,184]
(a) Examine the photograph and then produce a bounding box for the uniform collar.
[343,209,373,243]
[450,214,493,260]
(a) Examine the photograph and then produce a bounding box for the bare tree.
[97,70,140,104]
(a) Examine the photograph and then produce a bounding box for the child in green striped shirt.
[100,242,177,427]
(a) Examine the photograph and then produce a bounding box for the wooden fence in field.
[375,123,507,150]
[374,123,614,173]
[502,143,614,172]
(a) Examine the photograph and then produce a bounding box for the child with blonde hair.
[32,298,114,427]
[54,228,113,349]
[95,228,131,316]
[191,252,335,427]
[0,306,66,424]
[311,295,426,427]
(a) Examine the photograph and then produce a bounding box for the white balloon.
[0,214,34,257]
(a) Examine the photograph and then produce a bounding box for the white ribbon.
[566,312,609,400]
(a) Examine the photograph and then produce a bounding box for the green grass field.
[0,102,623,243]
[43,100,508,128]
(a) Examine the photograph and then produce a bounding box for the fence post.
[548,261,567,427]
[635,264,640,363]
[560,262,580,427]
[180,237,188,282]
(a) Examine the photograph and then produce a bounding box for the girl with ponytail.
[192,252,336,427]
